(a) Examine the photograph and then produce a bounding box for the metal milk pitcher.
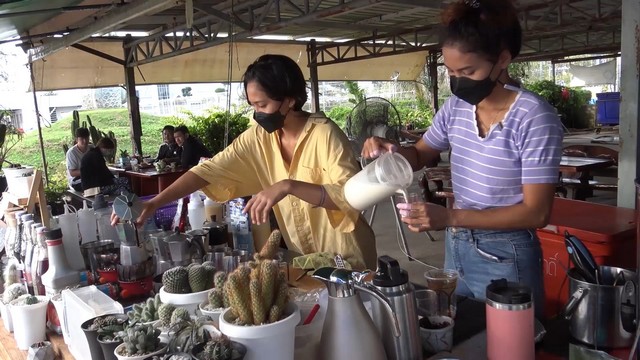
[312,267,400,360]
[370,256,422,360]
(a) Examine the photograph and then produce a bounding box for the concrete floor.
[368,175,618,286]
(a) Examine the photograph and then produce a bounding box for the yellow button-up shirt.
[190,113,376,269]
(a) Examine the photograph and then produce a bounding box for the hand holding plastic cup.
[395,191,425,219]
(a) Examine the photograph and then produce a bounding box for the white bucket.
[0,300,13,332]
[220,302,300,360]
[9,296,49,350]
[344,152,413,211]
[198,302,225,328]
[3,166,35,199]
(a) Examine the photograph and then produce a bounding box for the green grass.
[7,109,175,173]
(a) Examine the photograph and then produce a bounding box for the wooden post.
[123,34,143,156]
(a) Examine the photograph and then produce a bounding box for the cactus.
[89,315,121,331]
[170,308,190,327]
[2,283,26,304]
[188,265,208,293]
[202,261,215,268]
[195,335,237,360]
[118,323,162,357]
[169,316,214,354]
[128,294,161,323]
[254,230,282,261]
[225,261,288,325]
[207,289,224,309]
[158,303,176,327]
[24,295,39,305]
[163,267,191,294]
[203,265,216,288]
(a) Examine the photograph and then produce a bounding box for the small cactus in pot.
[191,335,246,360]
[128,294,162,324]
[115,323,166,359]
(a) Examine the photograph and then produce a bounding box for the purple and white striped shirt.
[423,89,564,210]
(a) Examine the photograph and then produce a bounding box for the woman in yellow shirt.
[118,54,376,269]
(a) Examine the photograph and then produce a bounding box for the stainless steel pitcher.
[312,267,400,360]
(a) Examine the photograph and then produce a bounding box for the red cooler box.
[537,198,637,319]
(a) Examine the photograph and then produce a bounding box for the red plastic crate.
[538,198,637,319]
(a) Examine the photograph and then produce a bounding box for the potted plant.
[199,271,229,327]
[82,313,125,360]
[119,150,130,168]
[218,230,301,360]
[159,263,216,314]
[167,315,220,354]
[191,334,246,360]
[114,323,167,360]
[96,314,130,360]
[0,282,26,332]
[9,295,49,350]
[128,294,162,325]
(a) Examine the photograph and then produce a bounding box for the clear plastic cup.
[425,269,459,319]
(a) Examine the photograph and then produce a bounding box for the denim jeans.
[444,227,545,319]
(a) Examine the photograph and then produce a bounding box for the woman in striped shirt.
[362,0,563,318]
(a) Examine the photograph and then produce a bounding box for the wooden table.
[558,156,615,200]
[111,167,187,196]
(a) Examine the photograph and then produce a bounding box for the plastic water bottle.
[93,195,120,246]
[57,203,85,271]
[77,200,98,244]
[188,193,206,230]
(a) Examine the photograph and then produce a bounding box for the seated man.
[66,127,93,191]
[156,125,182,162]
[173,125,213,169]
[80,138,116,195]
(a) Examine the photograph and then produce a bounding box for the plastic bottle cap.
[44,228,63,241]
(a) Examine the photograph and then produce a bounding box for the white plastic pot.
[0,300,13,332]
[219,302,300,360]
[50,294,69,343]
[9,296,49,350]
[198,302,225,328]
[3,166,35,199]
[159,286,209,314]
[114,342,167,360]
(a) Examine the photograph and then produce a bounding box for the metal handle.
[355,283,401,337]
[562,287,588,320]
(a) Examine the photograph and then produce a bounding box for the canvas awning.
[32,40,428,91]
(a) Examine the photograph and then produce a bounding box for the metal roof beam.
[28,0,181,62]
[124,0,387,66]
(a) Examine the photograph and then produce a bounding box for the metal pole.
[308,39,321,113]
[28,63,49,186]
[123,35,143,156]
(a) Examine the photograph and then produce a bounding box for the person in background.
[80,138,116,195]
[173,125,212,169]
[156,125,182,162]
[66,127,93,191]
[362,0,563,317]
[113,54,376,270]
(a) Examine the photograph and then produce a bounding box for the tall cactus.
[225,233,289,326]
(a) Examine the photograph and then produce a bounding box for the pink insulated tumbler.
[486,279,535,360]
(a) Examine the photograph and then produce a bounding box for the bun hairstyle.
[243,54,308,111]
[440,0,522,61]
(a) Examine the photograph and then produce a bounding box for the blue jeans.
[444,227,545,319]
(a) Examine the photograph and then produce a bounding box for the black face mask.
[450,67,500,106]
[253,107,286,133]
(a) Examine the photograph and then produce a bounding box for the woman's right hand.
[110,200,158,227]
[361,136,398,159]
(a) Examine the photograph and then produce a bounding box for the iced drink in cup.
[425,269,459,318]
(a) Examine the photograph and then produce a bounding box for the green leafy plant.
[119,149,129,158]
[527,80,592,129]
[0,110,24,170]
[182,110,250,156]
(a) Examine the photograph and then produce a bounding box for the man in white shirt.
[66,127,94,191]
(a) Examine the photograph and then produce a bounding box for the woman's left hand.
[396,201,450,232]
[244,180,290,225]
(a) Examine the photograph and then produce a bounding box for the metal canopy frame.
[11,0,620,68]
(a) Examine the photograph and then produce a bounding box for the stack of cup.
[415,269,459,354]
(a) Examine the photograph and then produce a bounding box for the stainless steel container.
[370,256,422,360]
[563,266,636,348]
